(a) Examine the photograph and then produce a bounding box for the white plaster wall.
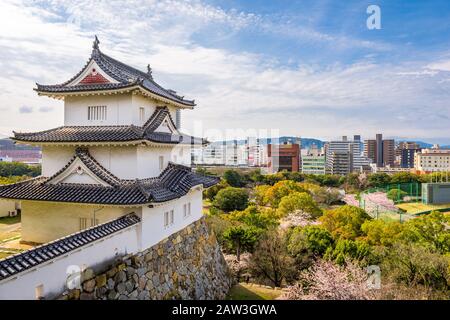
[41,146,75,177]
[140,187,203,249]
[21,201,137,244]
[0,224,140,300]
[0,200,16,217]
[131,94,157,126]
[89,146,138,180]
[0,187,205,299]
[137,146,173,178]
[64,94,134,126]
[42,145,189,180]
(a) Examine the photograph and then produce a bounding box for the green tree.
[0,162,41,177]
[324,239,372,265]
[386,188,408,202]
[319,205,372,240]
[264,180,307,208]
[227,205,279,229]
[213,187,249,212]
[287,225,334,266]
[367,173,391,188]
[390,172,421,184]
[381,243,449,291]
[223,170,245,187]
[253,184,271,206]
[277,192,322,218]
[0,175,30,185]
[223,225,260,261]
[361,219,403,247]
[248,169,265,183]
[250,229,297,287]
[400,211,450,254]
[204,179,229,201]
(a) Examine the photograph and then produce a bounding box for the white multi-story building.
[325,135,372,174]
[302,145,326,175]
[0,37,218,298]
[194,141,248,166]
[414,147,450,173]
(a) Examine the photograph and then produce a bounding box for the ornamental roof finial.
[93,35,100,50]
[147,64,153,79]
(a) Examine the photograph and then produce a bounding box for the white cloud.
[0,0,448,143]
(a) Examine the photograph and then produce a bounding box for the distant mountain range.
[211,137,324,148]
[0,138,40,151]
[1,137,447,151]
[397,140,450,149]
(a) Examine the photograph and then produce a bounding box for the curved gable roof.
[35,36,195,107]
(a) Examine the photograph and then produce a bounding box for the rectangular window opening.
[88,106,107,121]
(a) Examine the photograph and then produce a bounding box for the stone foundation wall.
[59,217,232,300]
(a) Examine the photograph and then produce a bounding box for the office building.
[364,133,395,167]
[302,144,326,175]
[267,142,300,173]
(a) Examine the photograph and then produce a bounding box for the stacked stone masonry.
[59,218,232,300]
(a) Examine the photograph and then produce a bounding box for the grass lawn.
[203,199,212,215]
[226,283,284,300]
[396,202,450,214]
[0,215,20,225]
[0,252,12,260]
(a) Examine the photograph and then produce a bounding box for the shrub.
[223,170,245,187]
[324,239,372,265]
[386,189,407,202]
[287,226,334,266]
[263,180,307,208]
[223,225,260,261]
[213,187,249,212]
[319,205,372,240]
[249,229,297,287]
[380,243,450,291]
[204,179,229,201]
[226,205,280,229]
[277,192,322,218]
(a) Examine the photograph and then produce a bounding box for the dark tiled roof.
[13,107,207,145]
[35,37,195,107]
[46,148,122,187]
[0,214,140,281]
[0,158,219,205]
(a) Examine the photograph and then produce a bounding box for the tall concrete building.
[396,142,421,168]
[364,134,395,167]
[325,135,371,175]
[382,139,395,167]
[364,139,377,164]
[267,142,300,173]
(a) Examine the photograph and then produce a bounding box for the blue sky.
[0,0,449,143]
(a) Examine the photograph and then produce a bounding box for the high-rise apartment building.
[364,133,395,167]
[396,141,421,168]
[382,139,395,167]
[325,135,371,174]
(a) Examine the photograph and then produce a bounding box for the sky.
[0,0,449,144]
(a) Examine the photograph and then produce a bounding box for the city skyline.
[0,1,449,144]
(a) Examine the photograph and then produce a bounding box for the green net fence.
[355,182,421,222]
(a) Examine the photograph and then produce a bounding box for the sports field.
[396,202,450,215]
